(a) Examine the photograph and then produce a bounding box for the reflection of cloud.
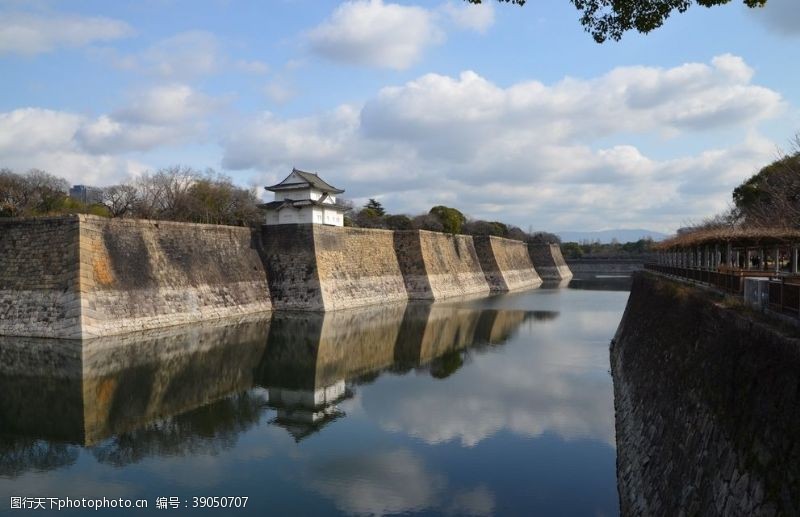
[364,302,619,447]
[309,449,445,515]
[307,448,496,516]
[447,485,495,516]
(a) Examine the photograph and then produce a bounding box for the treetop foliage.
[468,0,767,43]
[0,166,262,226]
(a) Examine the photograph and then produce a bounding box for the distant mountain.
[557,229,668,244]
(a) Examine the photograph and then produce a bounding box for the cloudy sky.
[1,0,798,233]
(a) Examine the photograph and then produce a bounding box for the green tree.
[468,0,767,43]
[429,205,466,234]
[732,151,800,228]
[384,214,412,230]
[364,198,386,216]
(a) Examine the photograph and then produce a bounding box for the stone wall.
[314,225,408,310]
[395,230,490,299]
[613,272,800,516]
[474,235,542,291]
[0,215,272,338]
[528,243,573,281]
[79,216,271,337]
[1,217,549,336]
[0,217,82,338]
[261,224,408,311]
[566,258,646,277]
[260,224,323,310]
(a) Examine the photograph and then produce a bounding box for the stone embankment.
[0,217,572,338]
[474,235,542,291]
[566,258,648,277]
[613,272,800,516]
[393,230,490,299]
[0,216,272,339]
[528,243,573,281]
[261,224,408,311]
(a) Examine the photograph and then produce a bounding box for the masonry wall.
[314,226,408,310]
[474,235,542,291]
[394,230,490,300]
[1,217,548,336]
[78,216,271,337]
[260,224,323,310]
[0,215,272,339]
[613,272,800,516]
[528,243,573,281]
[0,217,83,338]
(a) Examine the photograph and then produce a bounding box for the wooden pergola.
[653,228,800,275]
[647,228,800,317]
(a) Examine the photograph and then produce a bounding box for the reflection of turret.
[0,316,270,461]
[259,305,407,440]
[261,302,545,440]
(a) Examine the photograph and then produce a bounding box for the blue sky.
[1,0,798,233]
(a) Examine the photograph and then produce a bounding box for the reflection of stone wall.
[613,272,800,516]
[474,236,542,292]
[260,304,407,390]
[528,243,573,281]
[395,230,490,300]
[0,217,82,338]
[0,317,270,445]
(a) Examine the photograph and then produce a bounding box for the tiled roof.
[265,168,344,194]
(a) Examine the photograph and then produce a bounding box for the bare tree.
[102,185,138,218]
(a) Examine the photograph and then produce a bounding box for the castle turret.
[260,168,346,226]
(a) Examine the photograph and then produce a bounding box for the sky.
[0,0,798,233]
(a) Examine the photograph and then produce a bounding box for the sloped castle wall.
[1,218,549,337]
[394,230,490,300]
[0,217,82,338]
[0,215,272,338]
[528,243,573,281]
[474,235,542,291]
[613,272,800,516]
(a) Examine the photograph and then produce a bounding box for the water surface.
[0,284,628,516]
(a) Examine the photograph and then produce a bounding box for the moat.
[0,282,627,516]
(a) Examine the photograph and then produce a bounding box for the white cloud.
[0,12,131,55]
[76,84,221,154]
[0,108,146,185]
[263,81,296,104]
[224,55,783,231]
[234,59,269,75]
[113,84,223,126]
[100,31,222,79]
[306,0,443,70]
[0,85,220,184]
[441,1,495,33]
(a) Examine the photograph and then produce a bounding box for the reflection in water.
[0,303,546,459]
[260,303,543,440]
[0,438,79,478]
[568,277,632,291]
[0,289,621,516]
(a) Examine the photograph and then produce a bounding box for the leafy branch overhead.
[467,0,767,42]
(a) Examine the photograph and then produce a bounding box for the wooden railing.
[644,264,800,319]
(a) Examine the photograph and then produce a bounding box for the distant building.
[68,185,103,205]
[261,168,346,226]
